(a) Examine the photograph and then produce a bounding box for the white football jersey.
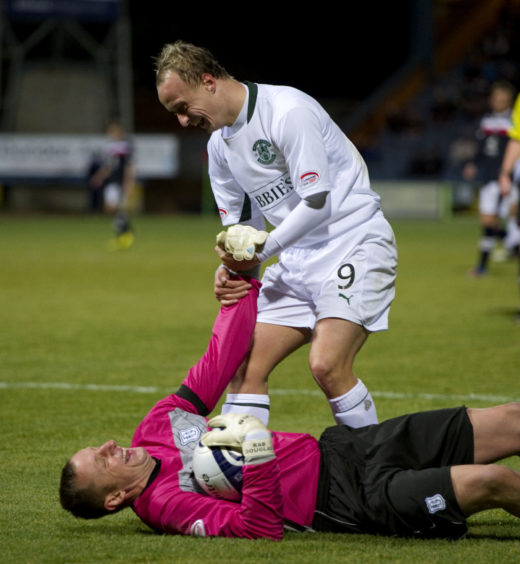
[208,82,386,249]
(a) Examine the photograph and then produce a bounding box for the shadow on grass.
[466,534,520,541]
[60,511,520,544]
[62,521,154,538]
[488,306,520,320]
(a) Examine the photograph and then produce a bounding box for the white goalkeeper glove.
[216,225,268,261]
[201,413,274,465]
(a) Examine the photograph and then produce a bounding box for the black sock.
[113,212,131,236]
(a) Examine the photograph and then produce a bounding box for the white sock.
[221,393,270,426]
[328,379,378,428]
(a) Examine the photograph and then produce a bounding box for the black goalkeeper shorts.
[312,406,474,539]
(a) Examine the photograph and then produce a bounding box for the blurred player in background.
[497,92,520,321]
[155,40,398,428]
[89,121,135,250]
[463,81,520,277]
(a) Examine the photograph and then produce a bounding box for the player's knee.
[477,465,516,503]
[503,402,520,433]
[503,402,520,418]
[309,354,330,378]
[309,355,346,391]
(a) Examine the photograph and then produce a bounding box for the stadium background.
[3,0,518,216]
[2,1,520,562]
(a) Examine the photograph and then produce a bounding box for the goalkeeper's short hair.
[59,460,124,520]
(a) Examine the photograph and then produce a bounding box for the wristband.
[242,430,275,464]
[242,438,274,463]
[215,264,238,276]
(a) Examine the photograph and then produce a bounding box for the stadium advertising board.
[0,134,179,183]
[6,0,120,21]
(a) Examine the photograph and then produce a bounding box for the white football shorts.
[479,181,519,217]
[103,183,123,208]
[257,221,398,333]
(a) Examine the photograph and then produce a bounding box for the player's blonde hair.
[154,40,232,86]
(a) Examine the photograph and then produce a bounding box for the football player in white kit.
[155,41,398,428]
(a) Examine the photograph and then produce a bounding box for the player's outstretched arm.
[177,279,261,415]
[213,263,254,305]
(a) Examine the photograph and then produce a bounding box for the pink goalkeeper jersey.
[130,279,321,540]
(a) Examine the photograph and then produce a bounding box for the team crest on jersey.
[218,207,228,219]
[179,426,201,445]
[425,494,446,514]
[252,139,276,165]
[300,171,320,188]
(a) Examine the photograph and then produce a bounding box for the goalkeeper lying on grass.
[60,276,520,540]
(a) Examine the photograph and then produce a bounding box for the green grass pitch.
[1,213,519,563]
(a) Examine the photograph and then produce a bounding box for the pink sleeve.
[178,278,260,415]
[159,459,284,540]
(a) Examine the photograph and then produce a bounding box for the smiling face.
[157,71,231,134]
[70,440,154,511]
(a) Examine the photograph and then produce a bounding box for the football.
[192,441,244,501]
